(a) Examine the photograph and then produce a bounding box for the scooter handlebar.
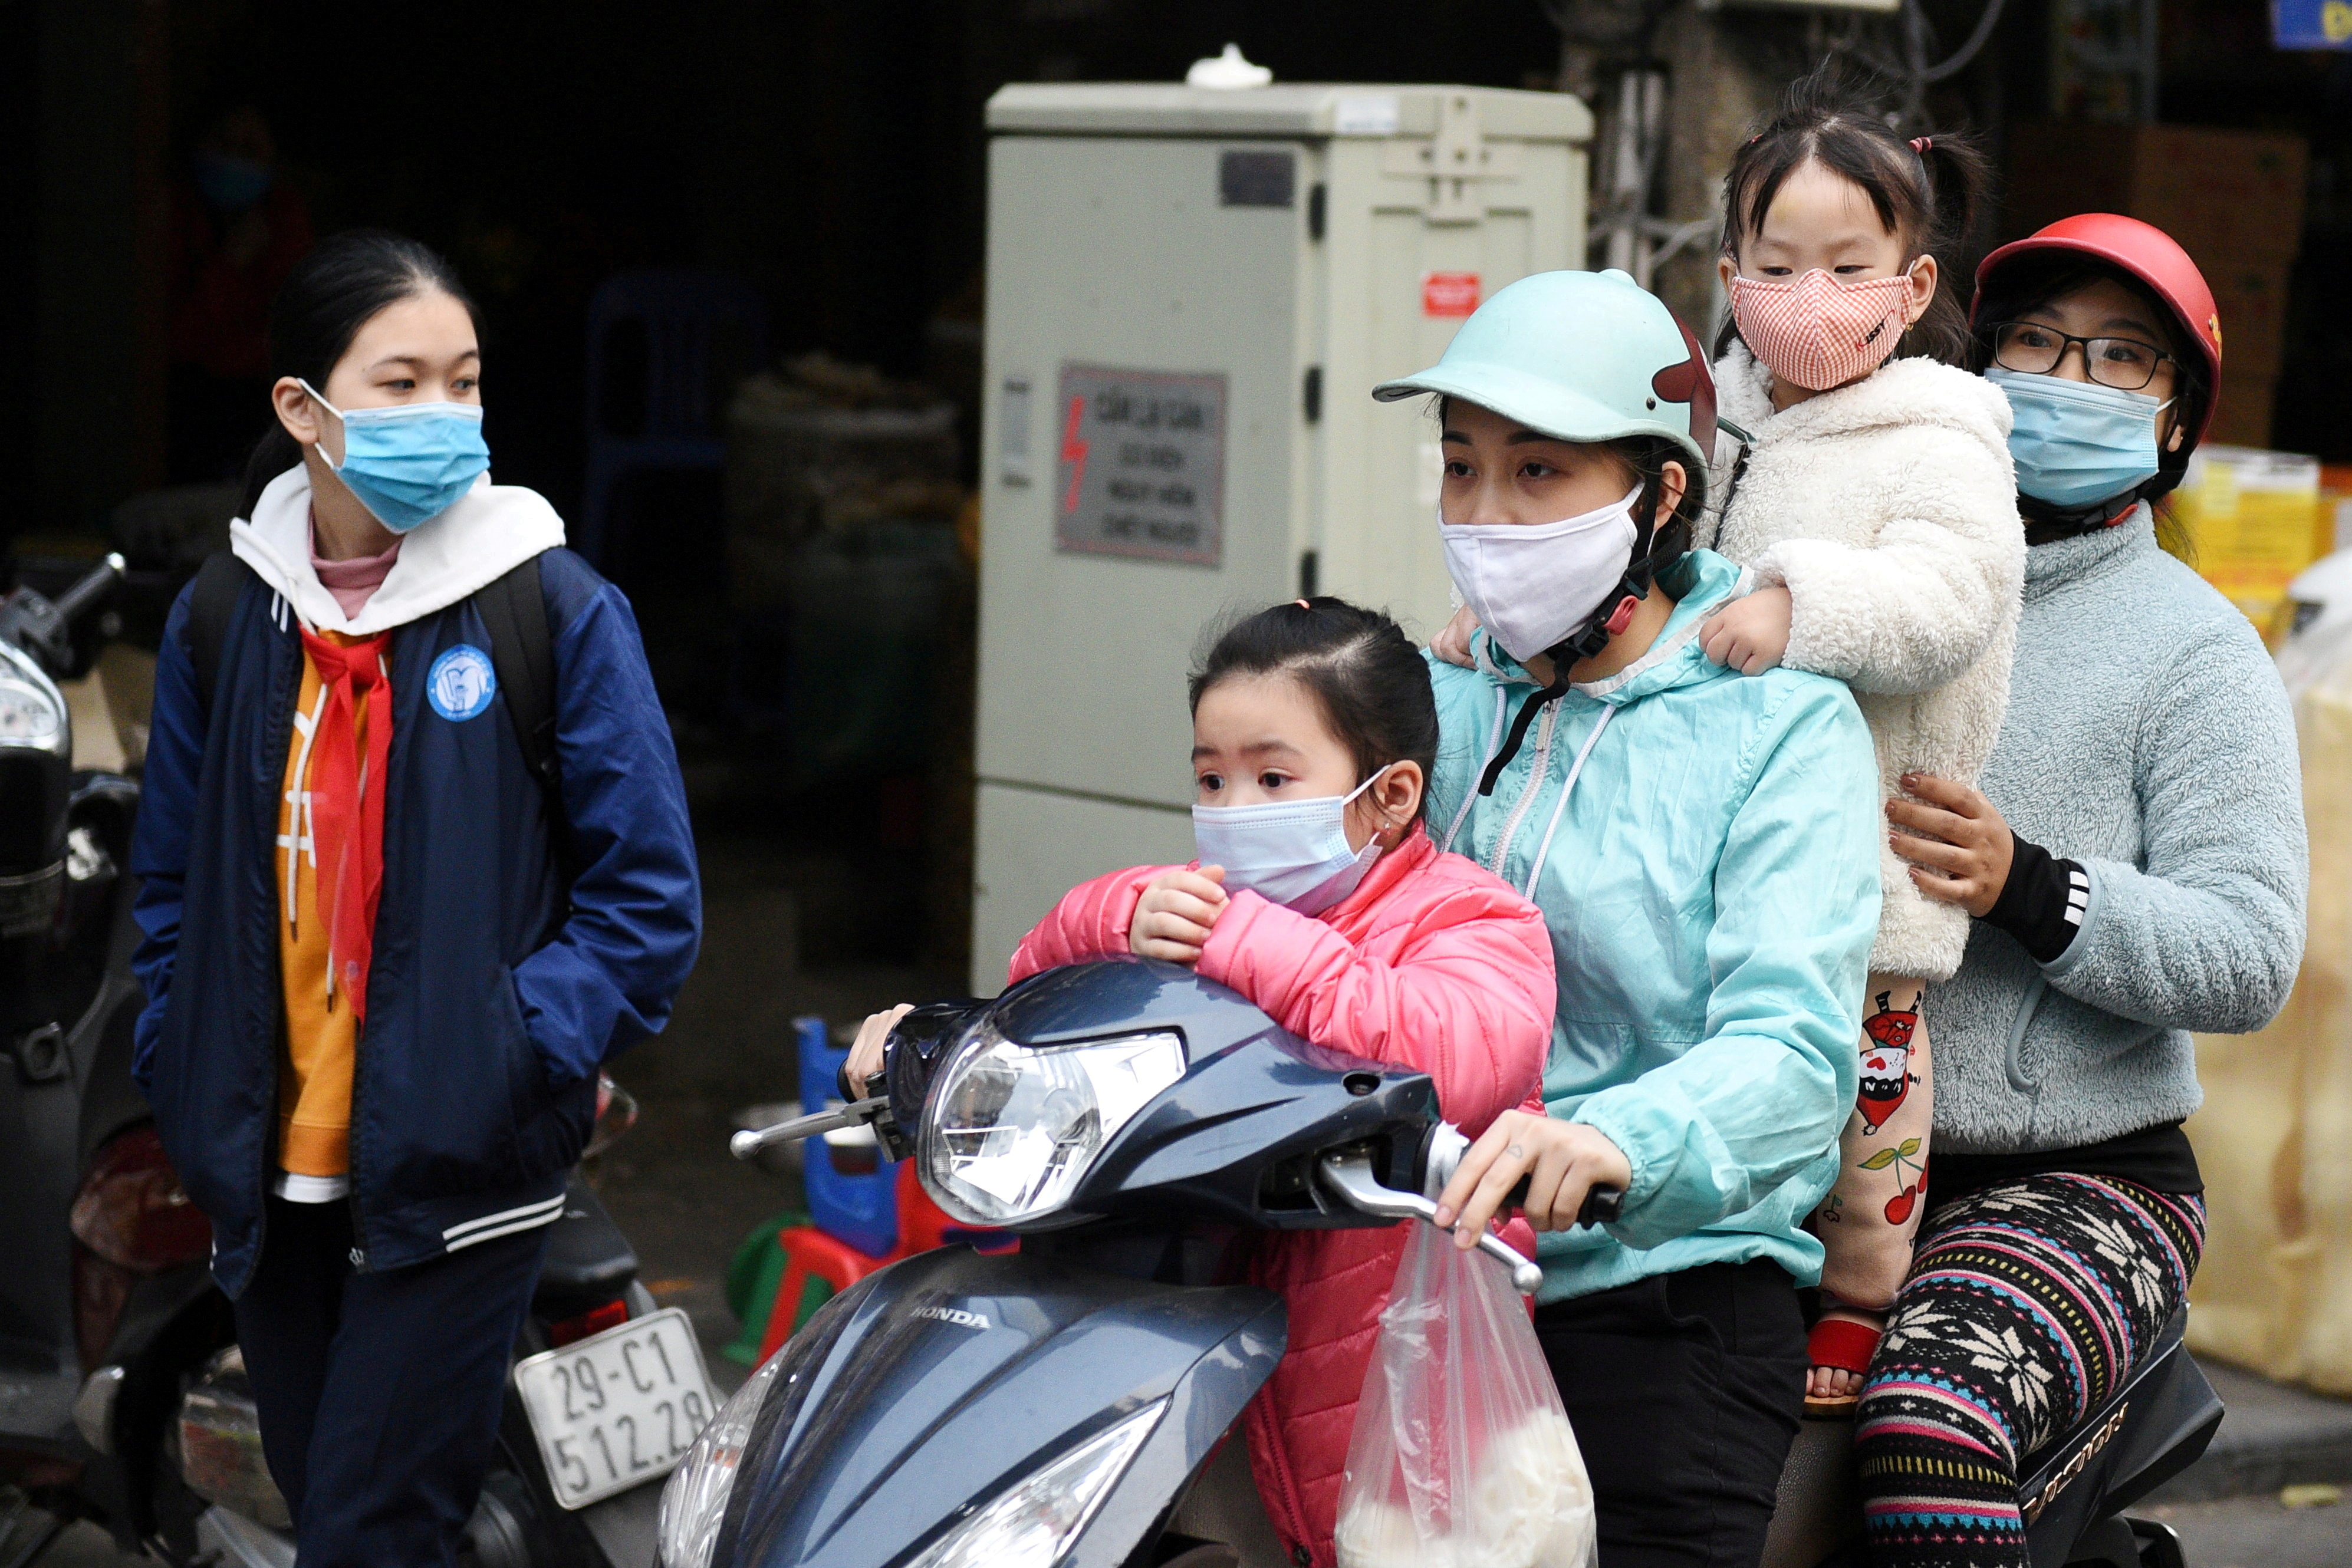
[1502,1174,1622,1228]
[50,554,126,624]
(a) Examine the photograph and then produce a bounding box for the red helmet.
[1972,214,2223,445]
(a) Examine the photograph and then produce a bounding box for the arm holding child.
[1737,424,2023,693]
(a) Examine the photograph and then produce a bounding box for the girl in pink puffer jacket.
[1011,598,1555,1567]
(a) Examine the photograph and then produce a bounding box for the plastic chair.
[794,1015,899,1259]
[755,1227,895,1362]
[579,268,769,566]
[749,1151,1016,1361]
[892,1161,1014,1256]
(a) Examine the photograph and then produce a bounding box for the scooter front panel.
[718,1245,1282,1568]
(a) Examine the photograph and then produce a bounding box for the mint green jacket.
[1426,549,1881,1303]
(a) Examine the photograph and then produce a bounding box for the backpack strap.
[472,553,563,814]
[186,553,257,714]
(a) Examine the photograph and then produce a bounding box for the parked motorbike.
[682,957,2221,1568]
[0,557,694,1568]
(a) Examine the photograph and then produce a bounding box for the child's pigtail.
[1903,133,1998,365]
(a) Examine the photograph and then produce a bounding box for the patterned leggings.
[1853,1174,2207,1568]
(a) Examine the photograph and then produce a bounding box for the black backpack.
[182,551,564,816]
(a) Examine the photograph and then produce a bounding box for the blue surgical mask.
[1192,765,1394,915]
[301,381,491,532]
[1986,367,2172,510]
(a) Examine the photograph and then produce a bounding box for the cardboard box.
[2209,378,2278,453]
[2008,121,2310,269]
[2203,259,2291,447]
[2323,466,2352,561]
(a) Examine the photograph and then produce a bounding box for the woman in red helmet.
[1849,215,2308,1566]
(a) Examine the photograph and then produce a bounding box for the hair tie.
[1747,133,1764,145]
[1910,136,1932,153]
[1295,599,1311,610]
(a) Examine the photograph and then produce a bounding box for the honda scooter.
[0,558,690,1568]
[680,957,2221,1568]
[665,956,1575,1568]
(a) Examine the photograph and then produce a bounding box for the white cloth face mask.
[1192,765,1395,916]
[1439,485,1642,664]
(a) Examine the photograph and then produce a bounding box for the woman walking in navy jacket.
[129,231,701,1566]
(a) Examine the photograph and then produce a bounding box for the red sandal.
[1804,1314,1881,1415]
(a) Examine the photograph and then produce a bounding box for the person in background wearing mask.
[130,231,701,1566]
[169,104,315,480]
[847,598,1555,1568]
[1402,269,1884,1568]
[1844,214,2307,1567]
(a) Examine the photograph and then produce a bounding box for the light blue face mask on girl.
[1192,765,1394,916]
[1986,367,2172,510]
[300,381,492,532]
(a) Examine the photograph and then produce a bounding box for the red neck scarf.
[299,628,394,1019]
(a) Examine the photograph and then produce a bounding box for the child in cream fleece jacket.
[1695,77,2024,1402]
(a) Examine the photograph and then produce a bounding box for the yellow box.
[2175,445,2324,635]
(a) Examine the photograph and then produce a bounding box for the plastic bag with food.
[1333,1221,1595,1568]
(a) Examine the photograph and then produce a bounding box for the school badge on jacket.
[428,644,496,720]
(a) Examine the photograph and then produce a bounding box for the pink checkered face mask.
[1728,266,1919,392]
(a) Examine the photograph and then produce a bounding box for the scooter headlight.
[656,1349,787,1568]
[919,1022,1186,1226]
[907,1398,1164,1568]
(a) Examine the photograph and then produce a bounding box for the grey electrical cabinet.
[972,81,1591,989]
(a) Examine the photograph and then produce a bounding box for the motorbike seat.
[532,1175,640,1317]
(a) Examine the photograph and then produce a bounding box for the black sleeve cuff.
[1982,834,2090,964]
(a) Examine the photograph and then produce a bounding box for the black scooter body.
[2019,1306,2219,1567]
[712,959,1445,1568]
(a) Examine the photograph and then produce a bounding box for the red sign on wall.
[1422,271,1482,317]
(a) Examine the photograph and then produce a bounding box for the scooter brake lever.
[730,1097,892,1162]
[1317,1151,1545,1294]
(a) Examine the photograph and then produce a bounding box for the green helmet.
[1373,268,1716,514]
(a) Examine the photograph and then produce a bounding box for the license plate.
[512,1307,717,1510]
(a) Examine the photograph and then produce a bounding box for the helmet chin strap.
[2019,472,2172,541]
[1476,480,1667,797]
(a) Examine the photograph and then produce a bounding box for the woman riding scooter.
[1847,214,2307,1567]
[1387,268,1887,1568]
[130,231,702,1567]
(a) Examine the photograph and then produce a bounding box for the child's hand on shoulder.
[1431,605,1481,669]
[1700,584,1792,676]
[1130,866,1229,964]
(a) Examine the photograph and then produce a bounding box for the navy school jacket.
[129,548,700,1297]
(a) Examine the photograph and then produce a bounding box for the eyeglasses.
[1986,321,2176,393]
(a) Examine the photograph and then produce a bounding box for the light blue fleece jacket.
[1426,548,1883,1303]
[1927,506,2308,1151]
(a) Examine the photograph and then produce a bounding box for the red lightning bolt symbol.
[1060,394,1089,514]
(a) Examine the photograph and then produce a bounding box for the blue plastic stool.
[794,1015,898,1258]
